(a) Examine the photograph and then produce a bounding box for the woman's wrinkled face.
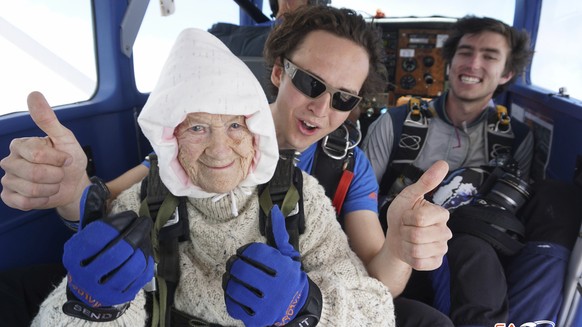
[174,112,255,194]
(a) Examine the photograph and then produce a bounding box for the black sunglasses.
[283,58,362,112]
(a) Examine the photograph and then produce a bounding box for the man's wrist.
[366,240,411,297]
[57,176,110,229]
[141,152,154,168]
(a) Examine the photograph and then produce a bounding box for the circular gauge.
[424,73,434,85]
[423,56,435,67]
[401,58,417,72]
[400,75,416,89]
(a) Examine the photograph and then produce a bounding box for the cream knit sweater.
[32,172,395,326]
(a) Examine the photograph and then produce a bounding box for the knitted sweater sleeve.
[299,172,395,327]
[31,184,147,327]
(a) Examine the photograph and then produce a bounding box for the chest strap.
[312,121,358,222]
[380,100,518,198]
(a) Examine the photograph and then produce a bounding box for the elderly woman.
[32,28,394,326]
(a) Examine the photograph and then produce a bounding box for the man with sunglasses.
[282,59,362,111]
[262,6,453,326]
[0,5,453,326]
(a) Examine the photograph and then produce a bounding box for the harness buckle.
[492,104,512,133]
[162,208,180,228]
[144,264,157,292]
[405,111,428,126]
[405,96,431,127]
[492,120,512,133]
[321,121,361,160]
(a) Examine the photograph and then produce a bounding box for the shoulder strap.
[311,121,358,220]
[485,104,531,163]
[139,153,171,218]
[139,154,189,327]
[259,149,305,252]
[485,105,515,161]
[139,154,189,243]
[509,113,530,156]
[379,97,432,196]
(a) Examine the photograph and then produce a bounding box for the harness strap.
[392,98,432,163]
[381,100,521,199]
[332,170,353,214]
[170,307,225,326]
[259,182,300,218]
[379,98,432,197]
[259,149,304,251]
[141,193,180,327]
[312,122,357,222]
[140,154,189,327]
[486,105,515,160]
[449,204,526,256]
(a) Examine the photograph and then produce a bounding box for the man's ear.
[499,70,514,85]
[271,58,284,88]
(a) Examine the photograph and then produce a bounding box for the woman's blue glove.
[222,205,322,327]
[62,183,154,320]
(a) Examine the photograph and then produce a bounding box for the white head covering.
[138,28,278,199]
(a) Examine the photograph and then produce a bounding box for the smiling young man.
[262,7,454,326]
[363,15,582,326]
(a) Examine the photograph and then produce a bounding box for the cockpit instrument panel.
[369,18,456,107]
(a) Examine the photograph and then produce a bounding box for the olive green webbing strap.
[140,194,179,327]
[259,182,300,217]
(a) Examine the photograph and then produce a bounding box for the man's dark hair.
[264,5,385,99]
[269,0,332,18]
[442,15,534,96]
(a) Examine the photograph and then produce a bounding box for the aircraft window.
[135,0,514,95]
[0,0,96,116]
[331,0,514,24]
[531,0,582,101]
[134,1,242,93]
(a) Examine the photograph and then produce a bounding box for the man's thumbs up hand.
[1,92,90,212]
[386,160,452,270]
